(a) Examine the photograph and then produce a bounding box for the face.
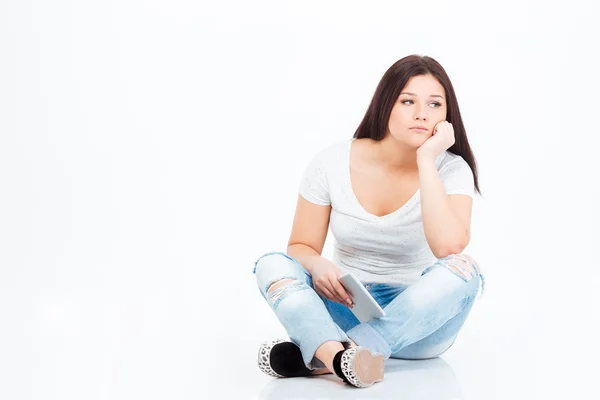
[386,74,447,146]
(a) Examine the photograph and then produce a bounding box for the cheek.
[389,108,410,124]
[440,107,448,119]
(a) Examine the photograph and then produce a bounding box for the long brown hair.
[353,55,481,196]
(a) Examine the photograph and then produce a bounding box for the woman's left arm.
[417,155,472,258]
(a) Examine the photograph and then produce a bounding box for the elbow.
[432,248,455,259]
[432,240,469,259]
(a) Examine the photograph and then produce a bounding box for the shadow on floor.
[258,356,464,399]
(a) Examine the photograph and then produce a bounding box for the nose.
[414,104,428,121]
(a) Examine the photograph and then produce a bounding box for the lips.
[410,127,428,132]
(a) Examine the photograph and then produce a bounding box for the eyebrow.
[400,92,444,99]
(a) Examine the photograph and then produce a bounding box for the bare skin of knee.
[267,278,295,293]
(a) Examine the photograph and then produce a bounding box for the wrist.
[416,154,436,167]
[304,254,325,274]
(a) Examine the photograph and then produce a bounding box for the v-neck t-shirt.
[298,138,475,285]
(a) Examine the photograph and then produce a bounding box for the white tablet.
[338,272,386,323]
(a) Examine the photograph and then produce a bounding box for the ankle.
[315,341,345,373]
[311,368,331,375]
[332,349,348,382]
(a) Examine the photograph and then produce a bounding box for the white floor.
[235,303,559,400]
[3,265,597,400]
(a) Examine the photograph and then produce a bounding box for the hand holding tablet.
[338,272,386,323]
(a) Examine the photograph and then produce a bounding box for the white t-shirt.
[298,137,475,285]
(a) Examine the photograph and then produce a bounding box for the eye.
[401,99,442,108]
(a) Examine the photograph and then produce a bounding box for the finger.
[316,284,337,303]
[322,280,348,305]
[331,278,353,306]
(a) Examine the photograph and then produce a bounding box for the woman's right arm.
[286,194,330,270]
[287,194,352,306]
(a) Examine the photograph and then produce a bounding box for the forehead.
[402,75,444,96]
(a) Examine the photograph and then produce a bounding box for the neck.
[370,135,419,173]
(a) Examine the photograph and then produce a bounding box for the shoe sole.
[342,347,385,388]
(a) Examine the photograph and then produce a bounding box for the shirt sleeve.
[439,155,475,198]
[298,151,331,206]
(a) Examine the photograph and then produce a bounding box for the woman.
[252,54,485,389]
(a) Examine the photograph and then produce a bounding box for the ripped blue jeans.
[253,252,485,370]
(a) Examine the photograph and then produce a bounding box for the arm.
[286,194,352,306]
[286,194,331,274]
[417,156,472,258]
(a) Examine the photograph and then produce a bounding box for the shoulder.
[436,151,475,196]
[298,139,350,205]
[436,151,471,173]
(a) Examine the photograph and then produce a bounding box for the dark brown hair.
[353,54,481,196]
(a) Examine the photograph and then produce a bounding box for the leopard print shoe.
[333,346,384,388]
[257,339,312,378]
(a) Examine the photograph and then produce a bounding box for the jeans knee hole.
[267,280,306,305]
[440,260,472,282]
[267,278,296,294]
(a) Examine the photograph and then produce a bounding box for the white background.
[1,0,599,399]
